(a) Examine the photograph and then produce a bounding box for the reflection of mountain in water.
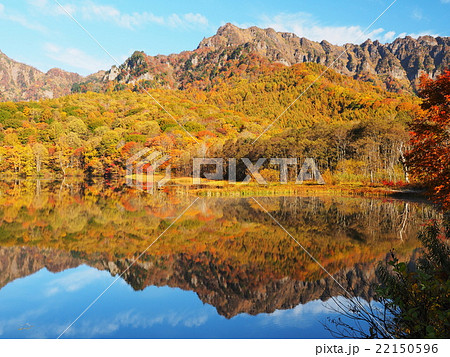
[0,246,81,288]
[0,181,437,318]
[105,252,382,318]
[0,245,420,319]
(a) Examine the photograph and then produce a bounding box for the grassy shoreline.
[189,183,426,199]
[0,175,428,201]
[159,177,428,200]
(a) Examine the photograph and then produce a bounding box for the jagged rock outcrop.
[197,24,449,92]
[101,253,382,318]
[103,24,449,93]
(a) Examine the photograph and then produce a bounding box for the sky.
[0,0,449,76]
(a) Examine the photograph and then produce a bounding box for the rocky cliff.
[103,24,448,93]
[197,23,449,92]
[0,246,82,288]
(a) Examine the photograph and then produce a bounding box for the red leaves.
[381,180,408,188]
[407,70,450,209]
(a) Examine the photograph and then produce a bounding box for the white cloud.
[79,2,208,30]
[0,2,47,32]
[258,12,440,45]
[259,296,375,330]
[259,12,387,45]
[0,307,49,338]
[82,5,166,29]
[396,31,440,39]
[383,31,396,42]
[27,0,76,16]
[27,0,47,7]
[55,3,77,16]
[27,0,208,30]
[79,2,160,29]
[64,309,209,337]
[182,13,209,27]
[167,13,209,29]
[44,43,111,73]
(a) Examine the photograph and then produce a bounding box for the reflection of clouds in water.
[256,296,366,328]
[0,265,210,338]
[0,307,50,338]
[43,266,106,296]
[66,309,209,337]
[0,307,209,338]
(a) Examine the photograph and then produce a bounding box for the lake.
[0,180,438,338]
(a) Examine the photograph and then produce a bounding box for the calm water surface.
[0,180,438,338]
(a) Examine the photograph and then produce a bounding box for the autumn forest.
[0,19,449,340]
[0,62,422,185]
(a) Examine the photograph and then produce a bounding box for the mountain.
[102,23,448,94]
[198,24,449,91]
[0,50,103,102]
[2,24,448,101]
[0,246,82,289]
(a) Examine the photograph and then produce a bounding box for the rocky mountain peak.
[196,24,449,92]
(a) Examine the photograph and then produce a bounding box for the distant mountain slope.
[0,50,103,102]
[97,45,280,92]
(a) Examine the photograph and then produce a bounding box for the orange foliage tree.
[407,70,450,209]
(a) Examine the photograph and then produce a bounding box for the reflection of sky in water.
[0,265,352,338]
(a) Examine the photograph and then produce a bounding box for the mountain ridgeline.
[0,50,80,102]
[95,23,449,94]
[0,24,448,102]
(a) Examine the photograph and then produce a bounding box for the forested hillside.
[0,62,420,183]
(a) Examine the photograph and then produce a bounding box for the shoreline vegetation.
[187,181,427,198]
[0,175,429,201]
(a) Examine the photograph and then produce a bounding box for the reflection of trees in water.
[0,180,442,316]
[0,181,438,257]
[0,180,441,318]
[217,196,437,242]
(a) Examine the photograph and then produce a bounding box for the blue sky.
[0,0,449,75]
